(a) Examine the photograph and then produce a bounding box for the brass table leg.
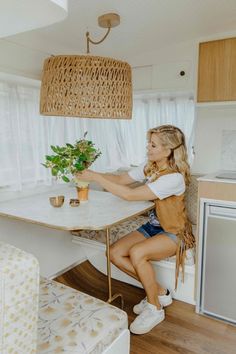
[106,228,124,309]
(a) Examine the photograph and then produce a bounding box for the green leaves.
[45,155,53,161]
[74,162,84,171]
[51,167,59,176]
[42,134,101,183]
[62,175,70,183]
[66,143,74,149]
[50,145,59,154]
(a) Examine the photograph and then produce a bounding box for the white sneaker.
[130,302,165,334]
[133,289,172,315]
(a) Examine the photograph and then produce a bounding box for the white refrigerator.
[197,201,236,324]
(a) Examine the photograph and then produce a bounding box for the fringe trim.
[175,226,195,290]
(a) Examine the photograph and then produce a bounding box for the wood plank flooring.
[55,261,236,354]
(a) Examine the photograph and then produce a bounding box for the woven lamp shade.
[40,55,133,119]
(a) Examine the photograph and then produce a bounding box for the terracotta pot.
[76,186,89,201]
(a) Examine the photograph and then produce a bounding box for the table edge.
[0,204,154,231]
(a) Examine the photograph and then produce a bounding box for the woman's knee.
[108,231,144,265]
[129,244,146,268]
[108,243,121,265]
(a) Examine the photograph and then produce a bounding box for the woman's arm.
[77,170,157,201]
[100,172,135,185]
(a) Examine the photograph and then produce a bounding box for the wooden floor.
[55,261,236,354]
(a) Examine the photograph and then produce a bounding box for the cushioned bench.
[38,278,128,353]
[0,242,129,354]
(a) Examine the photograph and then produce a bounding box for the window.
[0,79,195,190]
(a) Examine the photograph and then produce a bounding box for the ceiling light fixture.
[40,13,132,119]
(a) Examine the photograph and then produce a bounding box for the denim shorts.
[137,222,178,244]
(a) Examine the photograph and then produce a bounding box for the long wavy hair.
[144,125,191,186]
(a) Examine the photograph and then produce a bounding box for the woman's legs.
[109,231,172,296]
[112,233,178,334]
[109,230,145,280]
[128,234,177,309]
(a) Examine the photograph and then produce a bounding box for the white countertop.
[0,186,154,231]
[198,170,236,184]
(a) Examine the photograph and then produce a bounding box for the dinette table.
[0,186,154,308]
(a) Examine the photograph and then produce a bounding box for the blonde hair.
[144,125,191,186]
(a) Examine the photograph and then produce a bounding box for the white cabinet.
[132,61,193,91]
[196,199,236,324]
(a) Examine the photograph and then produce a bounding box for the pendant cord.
[86,26,111,54]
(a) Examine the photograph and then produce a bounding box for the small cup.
[69,198,80,207]
[76,186,89,202]
[49,195,65,207]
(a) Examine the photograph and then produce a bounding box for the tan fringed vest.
[152,169,195,289]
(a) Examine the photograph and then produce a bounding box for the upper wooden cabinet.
[197,38,236,102]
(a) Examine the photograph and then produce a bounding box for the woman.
[77,124,195,334]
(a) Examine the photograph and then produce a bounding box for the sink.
[215,172,236,180]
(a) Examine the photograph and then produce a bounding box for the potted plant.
[42,133,101,201]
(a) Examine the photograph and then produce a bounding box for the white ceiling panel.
[1,0,236,79]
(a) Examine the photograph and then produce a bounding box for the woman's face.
[147,133,170,164]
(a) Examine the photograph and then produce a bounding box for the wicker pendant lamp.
[40,13,132,119]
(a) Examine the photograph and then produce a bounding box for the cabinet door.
[201,210,236,323]
[197,38,236,102]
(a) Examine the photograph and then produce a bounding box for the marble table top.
[0,186,154,231]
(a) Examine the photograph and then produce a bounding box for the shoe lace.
[140,297,147,307]
[135,305,157,324]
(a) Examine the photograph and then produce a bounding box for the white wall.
[131,39,197,92]
[192,106,236,173]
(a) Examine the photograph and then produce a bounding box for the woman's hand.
[76,169,98,182]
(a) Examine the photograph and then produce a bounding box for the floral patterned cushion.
[0,242,39,354]
[72,215,149,244]
[37,278,128,354]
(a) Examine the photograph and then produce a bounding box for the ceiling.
[1,0,236,80]
[0,0,67,38]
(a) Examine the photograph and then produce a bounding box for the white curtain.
[0,81,195,190]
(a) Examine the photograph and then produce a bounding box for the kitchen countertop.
[198,170,236,184]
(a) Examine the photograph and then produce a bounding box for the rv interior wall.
[192,107,236,173]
